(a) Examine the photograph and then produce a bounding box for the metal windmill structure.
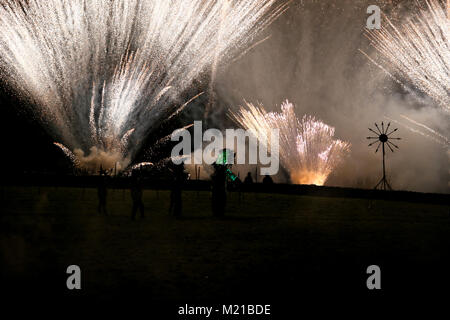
[367,122,401,191]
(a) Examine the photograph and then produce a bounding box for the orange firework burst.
[230,100,350,186]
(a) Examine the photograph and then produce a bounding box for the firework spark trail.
[400,114,449,144]
[366,0,450,112]
[230,100,350,186]
[364,0,450,151]
[129,162,154,171]
[0,0,286,172]
[386,115,450,146]
[54,142,79,167]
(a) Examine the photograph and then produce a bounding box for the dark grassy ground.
[1,186,449,313]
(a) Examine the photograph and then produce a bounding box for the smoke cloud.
[73,147,130,173]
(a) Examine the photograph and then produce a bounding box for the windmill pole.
[368,122,399,191]
[382,142,386,190]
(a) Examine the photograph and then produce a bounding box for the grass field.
[1,186,449,308]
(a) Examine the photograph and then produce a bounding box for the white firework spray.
[363,0,450,147]
[365,0,450,111]
[230,100,350,186]
[0,0,287,172]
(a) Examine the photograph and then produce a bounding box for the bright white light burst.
[0,0,286,172]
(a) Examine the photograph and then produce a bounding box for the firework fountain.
[230,100,350,186]
[363,0,450,146]
[0,0,286,172]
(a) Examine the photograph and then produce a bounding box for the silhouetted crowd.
[96,164,274,220]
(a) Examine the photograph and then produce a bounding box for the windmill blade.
[369,140,379,146]
[381,121,385,134]
[375,142,381,153]
[367,136,379,139]
[385,142,394,152]
[387,140,399,149]
[389,137,401,140]
[369,128,380,136]
[387,128,398,136]
[385,122,391,134]
[375,123,382,134]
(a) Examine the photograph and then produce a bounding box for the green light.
[226,168,237,181]
[216,149,233,165]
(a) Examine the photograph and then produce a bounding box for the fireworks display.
[230,101,350,186]
[366,0,449,111]
[364,0,450,146]
[0,0,286,172]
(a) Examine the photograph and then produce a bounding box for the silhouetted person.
[244,172,253,184]
[169,164,185,218]
[263,175,274,184]
[97,175,108,215]
[130,175,145,220]
[211,163,227,217]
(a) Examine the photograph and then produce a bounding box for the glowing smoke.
[0,0,286,172]
[230,100,350,185]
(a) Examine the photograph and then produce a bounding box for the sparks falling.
[365,0,450,111]
[0,0,286,172]
[363,0,450,147]
[230,100,350,186]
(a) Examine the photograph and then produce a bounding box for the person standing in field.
[244,172,253,184]
[97,166,108,215]
[169,164,186,218]
[263,175,274,185]
[211,163,227,217]
[130,173,145,220]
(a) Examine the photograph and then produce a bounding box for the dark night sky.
[0,86,67,172]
